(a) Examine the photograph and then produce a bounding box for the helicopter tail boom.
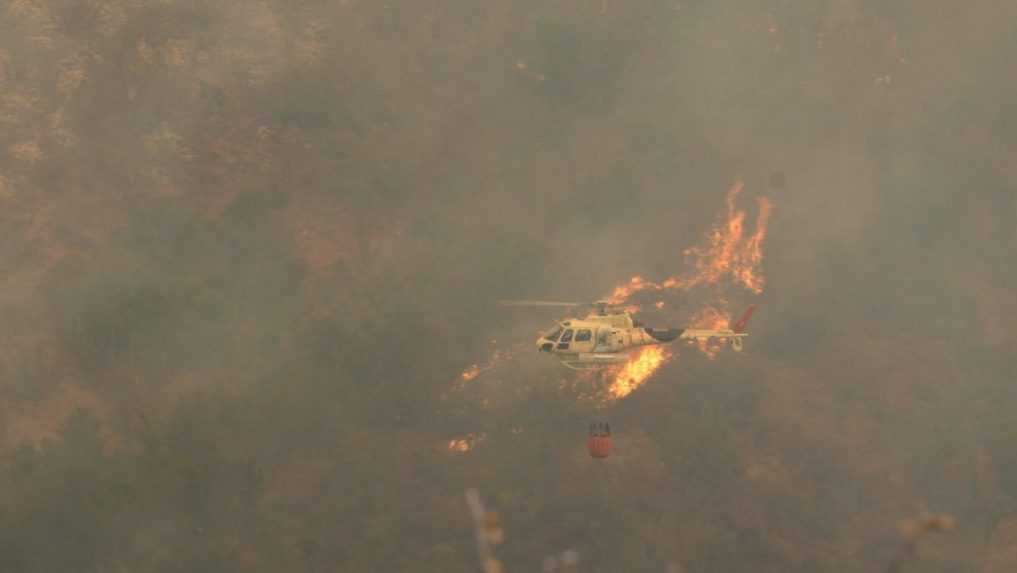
[675,306,757,352]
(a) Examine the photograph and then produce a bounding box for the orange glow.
[456,348,515,385]
[735,197,773,293]
[605,181,772,304]
[448,432,486,452]
[608,346,672,398]
[599,181,772,394]
[676,182,771,294]
[448,439,470,452]
[606,276,653,305]
[456,182,771,402]
[689,306,733,359]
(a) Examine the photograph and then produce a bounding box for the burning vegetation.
[605,182,773,305]
[2,1,1011,571]
[457,180,772,400]
[608,345,671,399]
[603,181,772,398]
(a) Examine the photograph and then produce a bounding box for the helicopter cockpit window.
[544,325,563,341]
[556,328,574,350]
[575,329,592,342]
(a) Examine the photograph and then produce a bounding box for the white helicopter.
[499,300,756,370]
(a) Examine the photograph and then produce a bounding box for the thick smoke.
[1,1,1015,571]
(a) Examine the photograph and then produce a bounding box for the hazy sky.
[1,1,1016,571]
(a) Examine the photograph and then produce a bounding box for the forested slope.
[1,1,1015,571]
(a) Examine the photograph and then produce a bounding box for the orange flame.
[688,305,733,359]
[737,197,773,293]
[605,181,772,305]
[606,276,653,305]
[448,432,486,453]
[602,181,772,397]
[456,182,771,402]
[609,346,672,399]
[456,347,515,386]
[448,439,471,452]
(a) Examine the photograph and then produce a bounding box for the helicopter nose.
[537,340,554,352]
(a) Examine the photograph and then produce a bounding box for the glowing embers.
[448,432,486,453]
[456,346,516,386]
[461,364,483,381]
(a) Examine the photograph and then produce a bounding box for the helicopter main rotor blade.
[498,300,585,308]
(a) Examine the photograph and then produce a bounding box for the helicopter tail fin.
[732,305,756,334]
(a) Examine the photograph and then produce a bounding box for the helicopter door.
[556,329,574,351]
[572,329,595,353]
[594,329,614,352]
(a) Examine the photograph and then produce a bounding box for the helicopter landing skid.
[560,353,630,370]
[560,361,611,371]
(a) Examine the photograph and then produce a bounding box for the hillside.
[1,1,1016,571]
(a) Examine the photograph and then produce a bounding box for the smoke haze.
[1,0,1015,571]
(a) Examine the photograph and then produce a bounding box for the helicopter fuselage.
[535,308,753,370]
[535,312,685,369]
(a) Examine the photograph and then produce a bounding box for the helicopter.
[498,299,756,370]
